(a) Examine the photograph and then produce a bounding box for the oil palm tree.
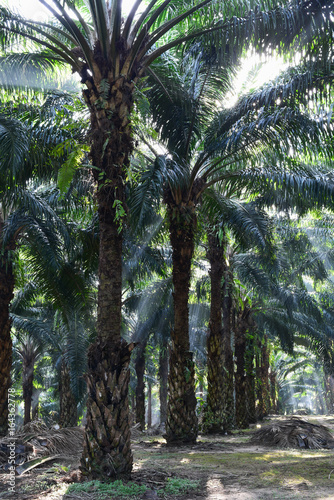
[131,45,333,442]
[1,0,333,474]
[0,90,90,436]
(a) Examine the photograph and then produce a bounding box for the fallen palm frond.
[0,421,84,472]
[250,417,334,449]
[0,420,145,472]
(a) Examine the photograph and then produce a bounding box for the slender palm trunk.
[22,360,34,425]
[135,341,147,431]
[147,382,152,429]
[158,341,168,426]
[203,232,225,433]
[80,74,136,479]
[269,371,277,414]
[256,337,270,419]
[261,336,271,416]
[245,334,256,424]
[165,204,198,445]
[32,388,41,420]
[235,309,249,429]
[255,347,264,420]
[59,361,77,428]
[324,375,334,413]
[0,216,14,436]
[221,263,234,429]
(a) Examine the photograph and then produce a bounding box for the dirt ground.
[1,415,334,500]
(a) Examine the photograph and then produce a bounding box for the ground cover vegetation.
[0,0,333,495]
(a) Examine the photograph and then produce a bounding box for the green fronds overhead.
[0,0,332,83]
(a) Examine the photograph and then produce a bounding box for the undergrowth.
[66,477,200,498]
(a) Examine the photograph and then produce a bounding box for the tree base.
[165,345,198,446]
[80,338,135,479]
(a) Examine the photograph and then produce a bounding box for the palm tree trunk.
[80,76,136,479]
[256,337,270,419]
[59,361,77,428]
[269,371,277,413]
[221,263,234,429]
[324,375,334,413]
[165,205,198,445]
[147,382,152,429]
[256,347,264,420]
[261,336,271,416]
[23,360,34,425]
[245,334,256,424]
[158,341,168,426]
[135,341,147,431]
[235,310,249,429]
[32,388,41,420]
[0,216,15,436]
[203,232,225,433]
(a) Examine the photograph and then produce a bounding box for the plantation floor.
[1,415,334,500]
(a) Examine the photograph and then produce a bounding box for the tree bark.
[261,336,271,416]
[32,388,41,420]
[256,337,270,419]
[255,347,264,420]
[202,232,225,434]
[81,339,135,479]
[0,216,15,436]
[235,309,249,429]
[22,360,34,425]
[245,334,256,424]
[324,375,334,413]
[269,371,277,414]
[221,263,234,429]
[80,74,135,479]
[158,340,168,426]
[59,361,77,428]
[165,203,198,445]
[147,382,152,429]
[135,341,146,431]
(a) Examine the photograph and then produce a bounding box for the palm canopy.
[131,54,332,225]
[234,214,334,357]
[1,0,332,83]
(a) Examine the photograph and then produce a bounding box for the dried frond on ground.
[250,417,334,449]
[0,423,84,470]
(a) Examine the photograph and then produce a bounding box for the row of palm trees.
[0,0,333,480]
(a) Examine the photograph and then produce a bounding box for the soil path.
[0,415,333,500]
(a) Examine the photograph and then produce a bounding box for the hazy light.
[7,0,137,20]
[7,0,50,21]
[222,51,290,110]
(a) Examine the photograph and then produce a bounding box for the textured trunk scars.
[269,371,277,414]
[256,337,270,420]
[81,339,135,479]
[235,308,253,429]
[245,334,256,424]
[158,341,168,426]
[261,336,271,417]
[59,361,77,428]
[0,231,15,436]
[165,204,198,445]
[324,375,334,413]
[80,74,135,477]
[23,361,34,425]
[86,75,135,343]
[166,343,197,444]
[221,263,234,429]
[147,382,152,429]
[135,342,147,431]
[203,232,225,434]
